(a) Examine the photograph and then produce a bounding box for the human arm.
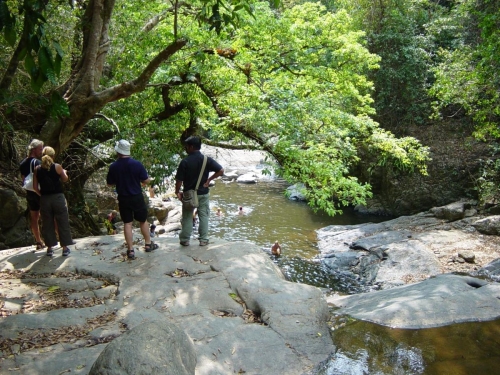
[203,168,224,188]
[141,177,151,186]
[175,180,183,200]
[55,164,69,182]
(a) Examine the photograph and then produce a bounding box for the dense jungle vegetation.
[1,0,499,231]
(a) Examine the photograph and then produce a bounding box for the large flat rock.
[328,274,500,329]
[0,236,333,375]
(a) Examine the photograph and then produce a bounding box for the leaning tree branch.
[191,76,282,164]
[95,38,188,104]
[93,113,121,135]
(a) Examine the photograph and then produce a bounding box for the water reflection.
[318,319,500,375]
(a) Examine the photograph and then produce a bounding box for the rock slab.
[89,321,196,375]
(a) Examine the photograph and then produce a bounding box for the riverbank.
[316,201,500,329]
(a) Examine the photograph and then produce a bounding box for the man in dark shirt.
[175,136,224,246]
[19,139,44,249]
[106,140,158,259]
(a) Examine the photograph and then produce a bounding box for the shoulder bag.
[182,156,207,209]
[22,159,39,192]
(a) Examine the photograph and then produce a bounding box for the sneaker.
[199,241,208,246]
[46,248,54,257]
[180,241,190,246]
[62,248,71,256]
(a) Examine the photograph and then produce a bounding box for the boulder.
[458,250,475,263]
[328,274,500,329]
[287,183,306,201]
[430,201,466,222]
[0,188,26,230]
[95,192,118,211]
[89,321,196,375]
[478,258,500,282]
[152,205,169,223]
[222,170,239,180]
[236,172,258,184]
[472,216,500,235]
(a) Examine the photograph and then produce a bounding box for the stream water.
[205,180,500,375]
[208,179,389,290]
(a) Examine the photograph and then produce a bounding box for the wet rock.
[236,172,258,183]
[287,183,306,201]
[222,170,239,180]
[89,321,196,375]
[323,251,360,270]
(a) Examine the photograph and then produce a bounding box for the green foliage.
[0,0,66,94]
[99,0,430,214]
[338,0,441,127]
[474,144,500,206]
[2,0,431,217]
[0,0,16,46]
[48,91,69,118]
[429,0,500,140]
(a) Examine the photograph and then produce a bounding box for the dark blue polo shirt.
[175,151,223,195]
[107,157,149,197]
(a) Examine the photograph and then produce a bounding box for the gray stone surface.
[430,201,467,221]
[472,215,500,235]
[89,321,196,375]
[317,210,500,290]
[0,236,334,375]
[328,274,500,329]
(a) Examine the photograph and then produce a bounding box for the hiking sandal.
[36,241,45,250]
[127,249,135,260]
[145,242,159,252]
[46,248,54,257]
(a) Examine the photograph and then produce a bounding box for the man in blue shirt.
[107,140,158,259]
[175,136,224,246]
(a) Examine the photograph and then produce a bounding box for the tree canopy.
[1,0,433,219]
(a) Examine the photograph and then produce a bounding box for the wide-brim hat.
[115,140,131,156]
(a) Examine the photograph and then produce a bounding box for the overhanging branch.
[95,38,188,103]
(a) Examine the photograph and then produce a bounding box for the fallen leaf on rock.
[47,285,60,293]
[0,312,117,358]
[166,268,190,277]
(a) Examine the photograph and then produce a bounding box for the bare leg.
[124,222,134,250]
[140,221,151,244]
[30,210,43,244]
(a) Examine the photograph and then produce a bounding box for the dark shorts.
[118,194,147,223]
[26,192,40,211]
